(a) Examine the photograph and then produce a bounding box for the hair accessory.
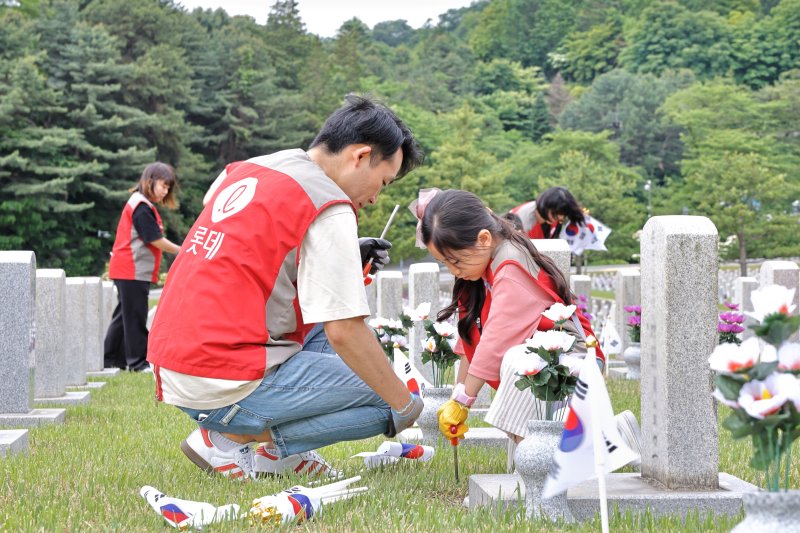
[408,188,440,248]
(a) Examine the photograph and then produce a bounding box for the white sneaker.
[615,410,642,466]
[180,428,254,480]
[253,445,342,479]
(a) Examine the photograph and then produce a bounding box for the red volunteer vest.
[108,192,163,283]
[147,150,353,384]
[461,251,603,390]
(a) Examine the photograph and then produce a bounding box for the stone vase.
[731,490,800,532]
[623,342,641,380]
[417,386,452,443]
[514,420,574,522]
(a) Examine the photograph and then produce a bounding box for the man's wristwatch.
[452,383,476,407]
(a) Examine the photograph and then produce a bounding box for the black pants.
[104,279,151,371]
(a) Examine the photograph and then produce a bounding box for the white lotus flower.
[386,319,403,330]
[713,388,739,408]
[559,354,584,376]
[778,342,800,372]
[746,284,797,323]
[542,303,577,323]
[368,317,386,330]
[520,353,548,376]
[432,321,457,338]
[526,330,576,353]
[391,335,408,349]
[403,302,431,322]
[422,336,438,353]
[708,337,760,373]
[738,374,792,419]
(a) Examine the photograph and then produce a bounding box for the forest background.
[1,0,798,276]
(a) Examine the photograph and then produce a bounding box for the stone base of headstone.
[86,368,121,378]
[608,367,629,380]
[0,430,28,457]
[0,409,66,427]
[34,390,91,406]
[468,472,757,519]
[67,381,106,390]
[469,408,488,422]
[398,426,508,448]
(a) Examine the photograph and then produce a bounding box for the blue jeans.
[179,324,391,457]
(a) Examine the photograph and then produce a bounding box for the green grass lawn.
[2,374,797,531]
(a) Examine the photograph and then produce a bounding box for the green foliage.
[620,2,735,79]
[558,19,623,84]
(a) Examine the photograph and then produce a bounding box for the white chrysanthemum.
[542,303,577,323]
[391,334,408,348]
[368,317,387,330]
[403,302,431,322]
[747,284,797,322]
[432,321,457,338]
[708,337,760,373]
[526,330,576,353]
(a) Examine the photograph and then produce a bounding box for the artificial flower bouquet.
[624,305,641,343]
[419,313,459,387]
[515,303,584,419]
[718,300,745,345]
[708,284,800,491]
[368,302,431,362]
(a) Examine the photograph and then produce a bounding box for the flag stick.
[588,345,610,533]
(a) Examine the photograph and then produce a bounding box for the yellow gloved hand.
[437,399,470,440]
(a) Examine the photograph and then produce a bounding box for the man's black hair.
[309,94,424,179]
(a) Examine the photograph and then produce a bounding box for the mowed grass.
[1,375,797,531]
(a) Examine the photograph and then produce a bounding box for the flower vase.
[623,342,641,380]
[514,420,574,522]
[731,490,800,532]
[416,386,452,444]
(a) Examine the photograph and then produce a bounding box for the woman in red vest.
[413,189,604,443]
[104,162,181,371]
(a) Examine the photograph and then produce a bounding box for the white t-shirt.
[159,203,369,409]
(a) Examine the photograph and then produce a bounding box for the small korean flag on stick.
[542,345,638,532]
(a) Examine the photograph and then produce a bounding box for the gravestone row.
[0,251,119,458]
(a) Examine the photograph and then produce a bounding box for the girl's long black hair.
[420,189,572,345]
[535,186,586,226]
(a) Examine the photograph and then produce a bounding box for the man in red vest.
[148,95,424,480]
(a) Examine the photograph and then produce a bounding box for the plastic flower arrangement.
[624,305,641,343]
[515,303,582,419]
[367,316,408,362]
[420,316,459,387]
[718,301,745,345]
[708,284,800,491]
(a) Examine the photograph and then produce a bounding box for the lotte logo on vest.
[211,177,258,223]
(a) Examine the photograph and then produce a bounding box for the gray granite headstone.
[63,278,87,387]
[615,269,641,355]
[0,429,28,457]
[408,263,440,384]
[34,269,67,398]
[640,216,719,489]
[0,251,36,413]
[532,239,571,283]
[376,270,403,320]
[0,252,65,427]
[81,277,103,372]
[759,261,800,341]
[734,277,758,340]
[569,274,591,301]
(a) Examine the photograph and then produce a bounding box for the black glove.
[358,237,392,275]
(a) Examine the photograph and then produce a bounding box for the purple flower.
[724,301,740,310]
[584,312,593,320]
[627,315,641,327]
[624,305,641,314]
[718,323,733,333]
[719,312,732,322]
[731,324,745,334]
[729,314,744,324]
[578,294,588,302]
